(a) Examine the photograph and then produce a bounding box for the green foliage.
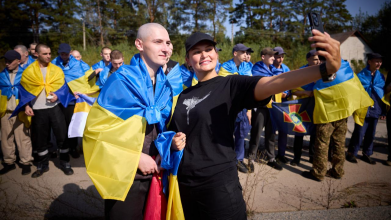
[350,59,366,74]
[342,200,357,208]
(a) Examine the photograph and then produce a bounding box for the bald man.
[71,50,82,61]
[84,23,182,219]
[14,45,35,71]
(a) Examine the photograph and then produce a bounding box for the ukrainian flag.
[95,63,112,89]
[313,60,373,125]
[0,67,30,127]
[68,94,96,138]
[83,54,178,201]
[11,61,75,120]
[180,64,198,89]
[92,60,109,70]
[218,59,252,77]
[155,132,185,220]
[356,66,390,109]
[52,55,99,95]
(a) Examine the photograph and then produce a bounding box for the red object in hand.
[143,171,167,220]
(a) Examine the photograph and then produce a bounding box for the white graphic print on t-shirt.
[183,92,211,125]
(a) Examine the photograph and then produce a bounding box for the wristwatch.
[319,63,336,82]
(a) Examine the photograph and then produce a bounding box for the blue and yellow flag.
[95,63,112,89]
[0,67,30,126]
[83,53,177,201]
[155,132,185,220]
[68,94,96,138]
[92,60,108,70]
[20,56,35,72]
[52,55,99,95]
[357,66,390,108]
[252,61,283,107]
[11,61,74,120]
[270,98,316,136]
[218,59,252,77]
[313,60,373,125]
[179,64,198,89]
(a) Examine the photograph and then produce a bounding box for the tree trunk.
[212,1,216,40]
[97,0,104,47]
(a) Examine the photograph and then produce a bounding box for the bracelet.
[319,63,332,82]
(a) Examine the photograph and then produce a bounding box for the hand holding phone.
[308,12,326,61]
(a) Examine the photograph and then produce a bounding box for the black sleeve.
[229,75,272,110]
[87,71,97,81]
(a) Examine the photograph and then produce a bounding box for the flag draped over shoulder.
[52,55,99,94]
[252,61,282,107]
[154,132,185,220]
[83,53,175,201]
[95,63,112,89]
[0,67,30,126]
[12,61,74,118]
[357,66,390,108]
[68,94,96,138]
[269,98,316,136]
[313,60,373,125]
[179,64,198,89]
[92,60,107,70]
[218,59,252,76]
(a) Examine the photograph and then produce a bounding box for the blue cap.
[273,47,286,55]
[306,50,317,59]
[233,44,251,53]
[58,43,71,54]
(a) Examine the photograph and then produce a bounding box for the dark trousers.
[31,105,67,165]
[60,104,78,151]
[105,179,151,220]
[234,121,245,161]
[249,108,275,161]
[277,131,288,157]
[293,134,315,163]
[348,117,378,157]
[179,175,246,220]
[387,110,391,161]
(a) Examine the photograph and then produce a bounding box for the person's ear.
[135,39,143,52]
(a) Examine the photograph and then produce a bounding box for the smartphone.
[308,12,325,60]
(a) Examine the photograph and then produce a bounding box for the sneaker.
[248,161,255,173]
[70,149,80,159]
[276,155,290,164]
[301,171,322,182]
[346,153,358,163]
[361,153,376,165]
[237,161,248,173]
[21,164,31,175]
[31,165,49,178]
[0,163,16,175]
[325,169,341,180]
[386,160,391,166]
[60,161,74,175]
[267,160,283,171]
[290,159,300,166]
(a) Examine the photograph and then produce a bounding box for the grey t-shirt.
[31,67,59,110]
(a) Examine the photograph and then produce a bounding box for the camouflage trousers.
[311,118,348,180]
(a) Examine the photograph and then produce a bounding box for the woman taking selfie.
[169,30,341,219]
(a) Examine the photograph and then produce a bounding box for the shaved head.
[137,23,168,41]
[71,50,82,60]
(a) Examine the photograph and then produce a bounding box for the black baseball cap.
[233,44,251,53]
[185,32,216,52]
[247,48,254,53]
[1,50,21,61]
[306,50,317,59]
[58,43,71,54]
[367,53,383,60]
[273,47,286,55]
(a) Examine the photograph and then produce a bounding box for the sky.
[224,0,390,38]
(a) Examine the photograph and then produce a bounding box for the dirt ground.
[0,116,390,219]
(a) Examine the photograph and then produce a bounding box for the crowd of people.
[0,22,389,219]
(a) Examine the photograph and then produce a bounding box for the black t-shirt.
[169,75,271,187]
